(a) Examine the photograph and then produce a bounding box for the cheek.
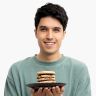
[37,36,44,45]
[56,37,64,46]
[56,35,64,41]
[36,33,45,39]
[37,40,42,47]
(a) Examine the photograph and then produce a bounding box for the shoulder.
[65,56,87,68]
[6,56,36,80]
[64,56,89,74]
[64,56,90,82]
[9,56,35,72]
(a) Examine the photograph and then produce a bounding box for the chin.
[43,50,58,55]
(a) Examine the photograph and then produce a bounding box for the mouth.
[44,41,56,47]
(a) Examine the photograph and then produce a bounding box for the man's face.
[35,16,65,55]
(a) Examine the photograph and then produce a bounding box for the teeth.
[45,42,54,45]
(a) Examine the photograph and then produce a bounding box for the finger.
[60,86,64,93]
[32,87,43,96]
[37,87,43,96]
[42,87,48,96]
[45,88,53,96]
[52,87,57,95]
[31,88,36,96]
[31,88,35,93]
[55,86,61,93]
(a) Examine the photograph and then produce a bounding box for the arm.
[75,65,91,96]
[4,76,18,96]
[4,66,19,96]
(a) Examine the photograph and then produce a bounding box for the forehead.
[38,17,63,29]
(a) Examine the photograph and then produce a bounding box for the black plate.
[27,83,66,91]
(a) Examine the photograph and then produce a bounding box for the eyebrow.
[39,25,62,29]
[39,26,47,29]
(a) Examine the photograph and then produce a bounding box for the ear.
[63,31,66,39]
[34,29,37,38]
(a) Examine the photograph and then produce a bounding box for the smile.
[44,42,55,44]
[44,42,56,47]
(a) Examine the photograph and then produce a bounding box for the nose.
[46,29,53,39]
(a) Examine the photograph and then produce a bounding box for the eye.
[53,28,60,32]
[40,27,47,32]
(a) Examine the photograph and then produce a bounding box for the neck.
[36,52,62,62]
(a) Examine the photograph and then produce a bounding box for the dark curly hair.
[34,3,68,31]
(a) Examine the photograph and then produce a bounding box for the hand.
[32,87,46,96]
[32,86,64,96]
[46,86,64,96]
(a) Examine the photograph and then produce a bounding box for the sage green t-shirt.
[4,55,91,96]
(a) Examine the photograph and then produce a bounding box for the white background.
[0,0,96,96]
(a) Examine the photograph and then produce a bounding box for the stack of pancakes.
[37,71,56,83]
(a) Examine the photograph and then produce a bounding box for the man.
[4,3,91,96]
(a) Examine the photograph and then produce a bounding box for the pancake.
[37,71,56,83]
